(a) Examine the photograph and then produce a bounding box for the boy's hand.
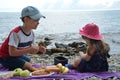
[30,45,39,53]
[39,45,46,53]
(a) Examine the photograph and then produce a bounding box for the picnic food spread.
[0,63,69,79]
[31,63,69,76]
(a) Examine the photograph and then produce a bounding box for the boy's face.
[26,17,40,29]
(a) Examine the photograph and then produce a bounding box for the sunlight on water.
[0,10,120,54]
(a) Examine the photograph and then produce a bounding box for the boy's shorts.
[0,55,31,70]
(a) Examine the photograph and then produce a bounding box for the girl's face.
[82,36,90,46]
[84,38,89,45]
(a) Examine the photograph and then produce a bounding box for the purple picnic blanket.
[0,64,120,80]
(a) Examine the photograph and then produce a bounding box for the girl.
[66,23,110,72]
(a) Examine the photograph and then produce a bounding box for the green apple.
[13,68,23,76]
[20,70,30,78]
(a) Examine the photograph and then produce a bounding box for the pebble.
[28,53,120,80]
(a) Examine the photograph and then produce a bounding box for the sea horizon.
[0,10,120,54]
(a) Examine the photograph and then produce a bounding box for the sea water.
[0,10,120,54]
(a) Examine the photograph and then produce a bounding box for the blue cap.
[21,6,45,20]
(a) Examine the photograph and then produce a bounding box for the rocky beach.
[28,32,120,80]
[0,9,120,80]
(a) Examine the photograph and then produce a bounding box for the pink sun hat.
[79,23,103,40]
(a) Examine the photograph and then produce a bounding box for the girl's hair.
[82,36,110,58]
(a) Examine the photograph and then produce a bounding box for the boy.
[0,6,46,71]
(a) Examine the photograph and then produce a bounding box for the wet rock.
[37,41,87,56]
[44,37,53,41]
[55,43,68,49]
[38,41,51,47]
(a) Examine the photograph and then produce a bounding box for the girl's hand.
[79,51,84,57]
[39,45,46,53]
[79,51,91,61]
[79,51,87,59]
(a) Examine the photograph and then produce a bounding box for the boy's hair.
[21,16,30,22]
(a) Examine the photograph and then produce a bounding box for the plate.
[0,71,14,79]
[0,71,13,76]
[30,70,54,77]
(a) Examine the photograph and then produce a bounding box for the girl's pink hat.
[79,23,103,40]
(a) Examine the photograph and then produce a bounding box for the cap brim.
[30,13,45,20]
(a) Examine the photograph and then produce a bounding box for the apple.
[20,70,30,77]
[13,68,23,76]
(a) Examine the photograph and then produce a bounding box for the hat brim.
[30,13,45,20]
[79,30,103,40]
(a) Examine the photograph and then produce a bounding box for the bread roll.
[45,66,60,72]
[32,71,50,76]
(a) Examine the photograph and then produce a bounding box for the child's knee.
[23,62,32,70]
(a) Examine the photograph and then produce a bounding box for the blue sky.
[0,0,120,12]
